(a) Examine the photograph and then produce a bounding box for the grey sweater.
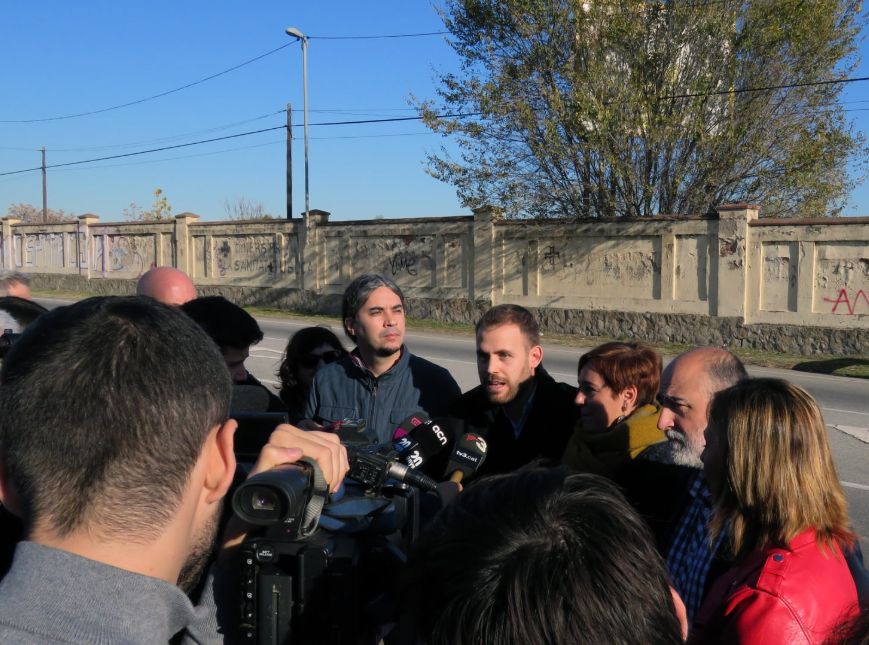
[0,542,226,644]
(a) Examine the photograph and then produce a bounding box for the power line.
[0,44,291,124]
[309,31,447,40]
[0,113,478,177]
[0,30,449,125]
[664,76,869,101]
[0,126,286,176]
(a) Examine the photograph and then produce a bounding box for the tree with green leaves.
[122,188,173,221]
[421,0,866,218]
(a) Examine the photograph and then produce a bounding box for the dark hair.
[475,304,540,346]
[277,326,346,408]
[0,296,231,539]
[181,296,263,350]
[578,341,662,406]
[401,469,683,645]
[341,273,405,341]
[0,296,47,329]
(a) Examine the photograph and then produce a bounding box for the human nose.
[575,390,586,406]
[657,406,674,431]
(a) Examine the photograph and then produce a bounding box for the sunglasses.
[298,350,342,369]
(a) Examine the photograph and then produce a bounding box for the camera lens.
[251,490,278,512]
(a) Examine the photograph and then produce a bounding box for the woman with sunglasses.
[278,326,347,423]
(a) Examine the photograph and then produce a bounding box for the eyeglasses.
[298,350,342,369]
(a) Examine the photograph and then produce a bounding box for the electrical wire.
[0,44,292,124]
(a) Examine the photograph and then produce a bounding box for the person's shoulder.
[406,353,458,383]
[313,355,359,385]
[536,366,578,398]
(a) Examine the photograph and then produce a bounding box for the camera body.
[232,452,423,645]
[0,330,21,360]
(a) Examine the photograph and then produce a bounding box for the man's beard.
[177,500,222,594]
[665,430,704,469]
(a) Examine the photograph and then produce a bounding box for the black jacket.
[445,366,579,480]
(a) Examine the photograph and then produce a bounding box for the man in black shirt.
[447,304,578,479]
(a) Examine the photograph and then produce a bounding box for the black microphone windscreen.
[410,418,452,456]
[447,433,488,479]
[392,412,430,441]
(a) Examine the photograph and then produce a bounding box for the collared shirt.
[500,390,537,439]
[666,471,728,625]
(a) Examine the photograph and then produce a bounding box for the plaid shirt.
[665,471,728,625]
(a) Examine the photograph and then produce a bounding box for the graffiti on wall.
[814,250,869,315]
[537,237,659,300]
[823,289,869,315]
[351,236,433,286]
[214,236,278,278]
[14,233,66,269]
[108,235,150,274]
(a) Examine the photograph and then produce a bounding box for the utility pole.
[286,103,293,219]
[41,147,47,223]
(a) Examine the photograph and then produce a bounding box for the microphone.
[394,417,452,469]
[446,433,488,484]
[345,445,438,492]
[392,412,428,442]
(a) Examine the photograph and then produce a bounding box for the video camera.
[0,329,21,360]
[231,442,439,645]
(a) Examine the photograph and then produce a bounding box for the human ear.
[203,420,237,504]
[621,384,638,409]
[529,345,543,371]
[343,317,356,338]
[0,455,21,517]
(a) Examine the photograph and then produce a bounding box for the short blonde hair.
[707,378,853,558]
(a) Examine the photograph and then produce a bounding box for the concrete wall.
[3,205,866,355]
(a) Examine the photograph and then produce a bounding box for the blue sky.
[1,2,868,221]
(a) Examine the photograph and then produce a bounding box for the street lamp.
[286,27,309,220]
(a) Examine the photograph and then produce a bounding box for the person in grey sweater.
[0,296,348,644]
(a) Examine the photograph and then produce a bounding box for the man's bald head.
[136,267,197,306]
[657,347,747,468]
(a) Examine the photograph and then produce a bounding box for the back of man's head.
[0,296,231,539]
[0,296,47,334]
[0,271,31,299]
[402,469,683,645]
[340,273,405,341]
[181,296,263,350]
[136,266,197,306]
[475,303,540,346]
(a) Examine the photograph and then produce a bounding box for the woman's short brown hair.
[578,342,662,406]
[707,378,854,558]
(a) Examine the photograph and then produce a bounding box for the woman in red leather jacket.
[691,378,859,644]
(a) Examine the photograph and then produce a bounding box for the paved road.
[33,299,869,551]
[249,314,869,552]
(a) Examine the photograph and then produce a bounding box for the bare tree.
[5,203,75,223]
[223,196,274,221]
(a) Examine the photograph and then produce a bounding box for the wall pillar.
[303,209,330,292]
[1,217,21,270]
[472,205,503,304]
[76,214,99,278]
[713,203,759,320]
[173,212,200,274]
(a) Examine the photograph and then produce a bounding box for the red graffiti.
[823,288,869,315]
